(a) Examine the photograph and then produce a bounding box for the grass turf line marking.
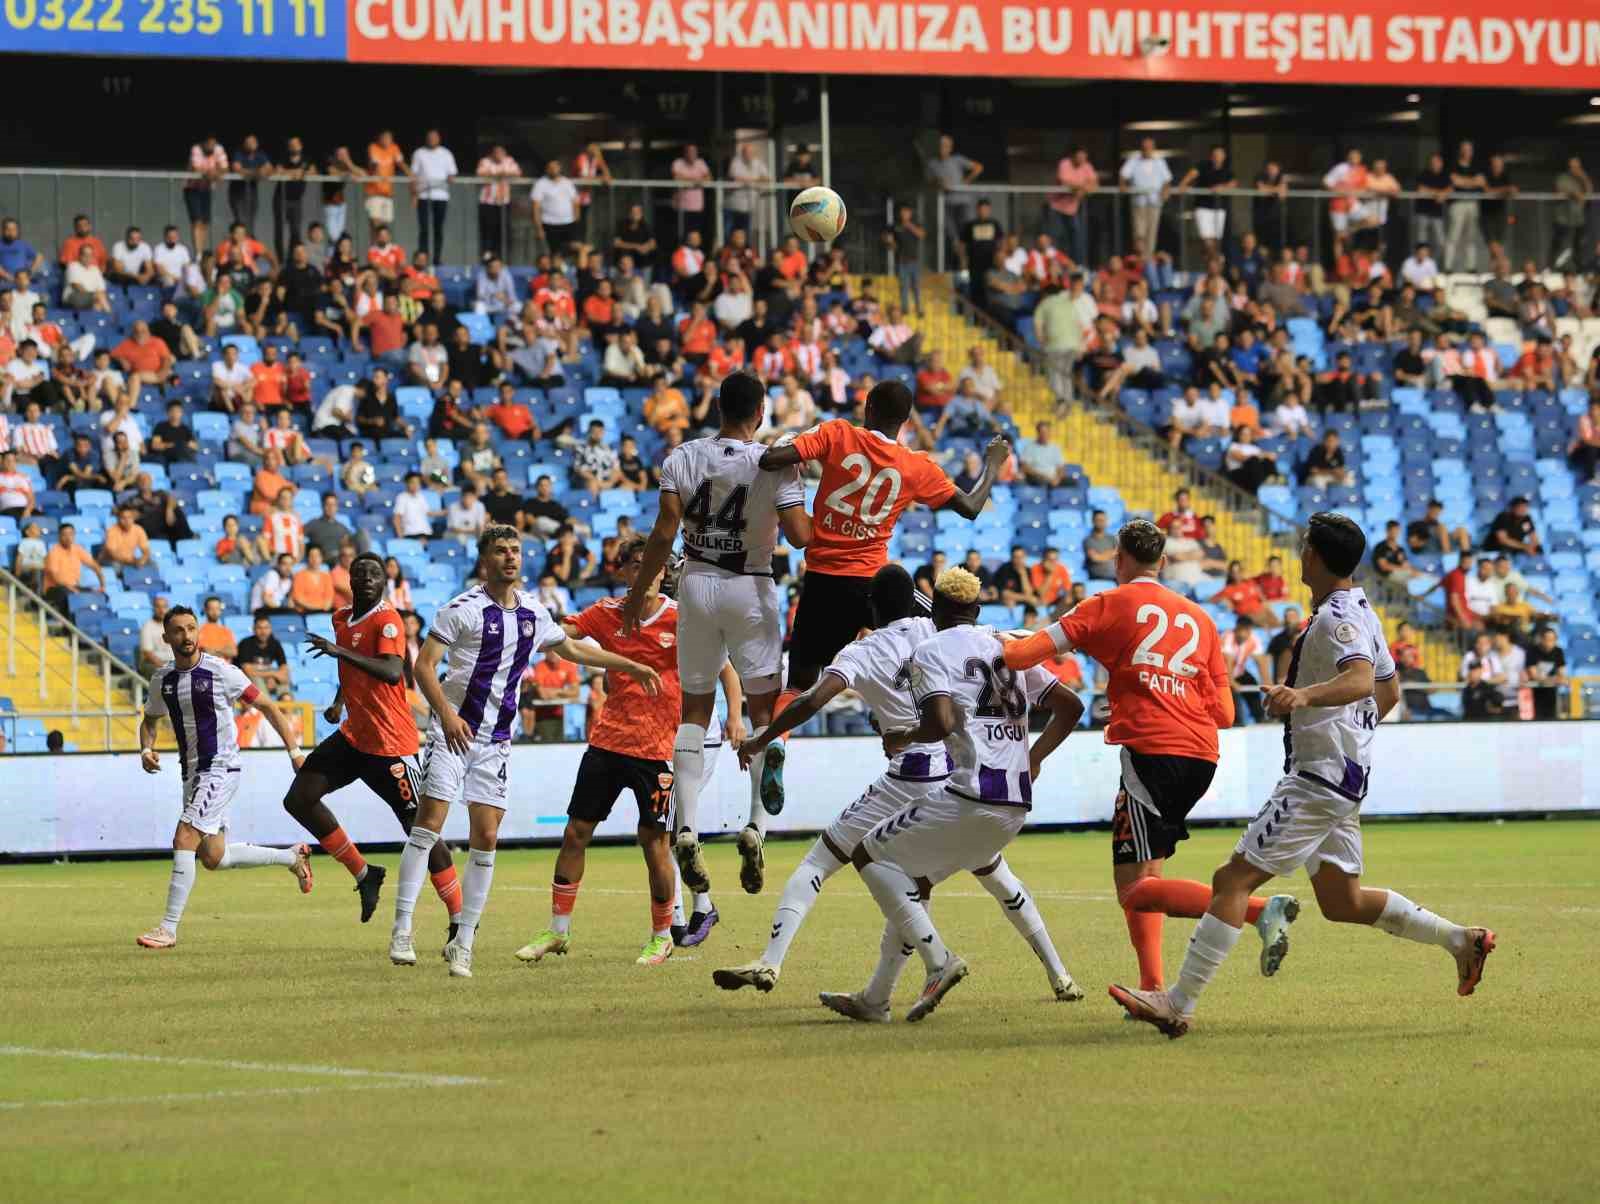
[0,1081,420,1113]
[0,1046,490,1087]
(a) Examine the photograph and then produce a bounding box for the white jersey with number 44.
[659,436,804,578]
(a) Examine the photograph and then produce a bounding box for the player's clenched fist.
[140,747,161,774]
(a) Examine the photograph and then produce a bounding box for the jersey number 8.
[964,656,1027,720]
[1130,603,1202,677]
[823,454,902,526]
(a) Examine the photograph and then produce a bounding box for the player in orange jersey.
[283,553,462,939]
[514,537,735,966]
[1002,519,1300,989]
[756,378,1010,808]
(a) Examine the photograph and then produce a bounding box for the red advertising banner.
[346,0,1600,87]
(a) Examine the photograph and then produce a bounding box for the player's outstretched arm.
[1265,658,1376,716]
[737,672,846,768]
[1028,686,1085,783]
[940,434,1012,520]
[307,633,404,685]
[778,505,813,549]
[622,493,682,635]
[249,696,306,770]
[758,443,802,470]
[552,637,662,697]
[1002,622,1072,672]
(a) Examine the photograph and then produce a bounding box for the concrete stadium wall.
[1,723,1591,857]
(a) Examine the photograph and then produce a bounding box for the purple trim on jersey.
[190,667,219,773]
[977,766,1010,801]
[488,607,541,742]
[898,752,931,778]
[456,604,506,736]
[161,672,189,777]
[1019,769,1033,804]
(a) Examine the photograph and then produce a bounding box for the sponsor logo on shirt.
[521,621,534,638]
[1334,622,1358,643]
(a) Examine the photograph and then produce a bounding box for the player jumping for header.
[1003,518,1298,990]
[1111,513,1496,1039]
[136,606,312,949]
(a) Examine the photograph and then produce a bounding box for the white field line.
[0,1081,419,1112]
[496,885,1118,902]
[0,1046,489,1087]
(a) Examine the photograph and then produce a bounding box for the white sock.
[456,847,496,953]
[1168,913,1244,1016]
[692,891,713,914]
[859,861,948,973]
[672,867,686,925]
[762,840,848,968]
[392,826,439,935]
[671,723,707,840]
[745,729,768,834]
[161,850,196,932]
[976,859,1069,982]
[861,918,917,1007]
[1375,890,1468,953]
[215,843,297,869]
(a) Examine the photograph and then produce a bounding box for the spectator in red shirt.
[485,382,539,441]
[216,221,276,279]
[1210,560,1275,625]
[1253,554,1288,601]
[365,225,406,284]
[250,343,289,413]
[111,320,175,389]
[59,214,108,269]
[915,349,955,417]
[404,251,440,301]
[362,293,408,367]
[284,351,312,408]
[1440,551,1483,631]
[1156,487,1206,540]
[677,302,717,364]
[1029,547,1073,606]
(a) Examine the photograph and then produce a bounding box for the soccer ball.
[789,186,847,243]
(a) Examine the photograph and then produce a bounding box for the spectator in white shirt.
[956,345,1004,408]
[1400,242,1440,294]
[407,321,449,391]
[1119,137,1172,256]
[210,343,254,413]
[1166,385,1226,452]
[1270,396,1315,440]
[474,256,519,316]
[63,245,112,312]
[109,227,155,286]
[725,141,770,243]
[139,596,176,674]
[151,225,193,289]
[250,554,296,614]
[530,160,580,255]
[409,129,458,263]
[600,329,649,385]
[6,270,40,341]
[391,472,437,540]
[447,485,488,545]
[1458,632,1503,685]
[98,395,143,465]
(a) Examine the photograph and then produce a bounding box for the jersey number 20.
[1130,603,1201,677]
[823,454,902,525]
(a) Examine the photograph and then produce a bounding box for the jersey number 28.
[964,656,1027,720]
[1130,603,1201,677]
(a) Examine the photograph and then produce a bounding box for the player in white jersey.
[1113,513,1497,1040]
[622,372,813,898]
[135,606,312,949]
[712,565,1082,1010]
[388,525,663,977]
[821,568,1084,1023]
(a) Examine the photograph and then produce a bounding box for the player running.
[387,525,662,977]
[712,563,1082,1006]
[1002,519,1298,991]
[757,379,1010,811]
[1111,513,1497,1039]
[135,606,312,949]
[513,538,742,966]
[623,372,812,897]
[282,553,461,941]
[822,568,1084,1023]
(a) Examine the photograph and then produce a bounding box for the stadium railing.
[922,184,1588,274]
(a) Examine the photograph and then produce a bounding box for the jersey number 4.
[684,481,748,534]
[822,454,902,525]
[1130,603,1201,677]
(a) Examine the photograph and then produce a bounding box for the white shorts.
[676,569,783,695]
[1329,202,1370,235]
[364,196,395,225]
[820,773,945,863]
[860,791,1027,885]
[1236,775,1364,879]
[421,730,511,808]
[179,765,242,836]
[1194,207,1227,241]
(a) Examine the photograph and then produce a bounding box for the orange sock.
[1121,877,1268,923]
[431,866,462,918]
[319,827,367,879]
[552,879,579,926]
[772,689,801,740]
[651,898,675,937]
[1124,908,1166,990]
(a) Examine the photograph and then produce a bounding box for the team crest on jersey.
[352,633,363,646]
[657,772,675,791]
[389,762,406,779]
[1334,621,1358,643]
[382,622,398,639]
[658,632,675,647]
[193,677,209,693]
[521,621,534,638]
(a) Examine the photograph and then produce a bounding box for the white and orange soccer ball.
[789,186,847,243]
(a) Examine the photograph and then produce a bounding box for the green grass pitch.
[3,819,1596,1202]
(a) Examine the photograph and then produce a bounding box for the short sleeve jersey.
[906,624,1058,809]
[1055,578,1230,762]
[430,587,566,743]
[569,596,684,762]
[823,615,949,781]
[1281,587,1395,801]
[146,654,256,779]
[790,419,957,577]
[333,602,418,757]
[659,435,804,578]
